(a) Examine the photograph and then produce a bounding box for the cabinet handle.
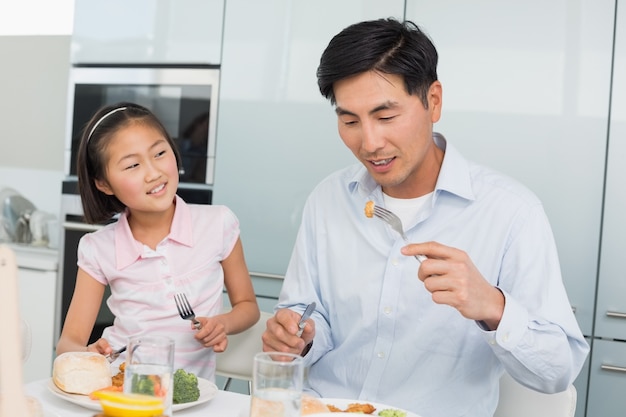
[249,271,285,280]
[62,221,103,232]
[601,364,626,373]
[606,311,626,319]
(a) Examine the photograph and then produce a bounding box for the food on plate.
[52,351,112,395]
[364,200,375,218]
[129,374,166,397]
[344,403,377,414]
[378,409,407,417]
[326,401,377,414]
[91,391,164,417]
[173,368,200,404]
[326,403,343,412]
[89,362,125,400]
[95,362,200,404]
[111,361,125,387]
[301,394,330,415]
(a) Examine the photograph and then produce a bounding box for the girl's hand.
[87,338,113,356]
[194,316,229,352]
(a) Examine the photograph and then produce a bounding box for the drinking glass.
[124,336,175,416]
[250,352,304,417]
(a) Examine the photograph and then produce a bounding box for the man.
[262,18,588,417]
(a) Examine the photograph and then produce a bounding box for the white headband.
[87,107,127,142]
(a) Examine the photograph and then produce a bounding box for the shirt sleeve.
[276,194,334,366]
[481,204,590,393]
[219,206,241,260]
[76,232,108,285]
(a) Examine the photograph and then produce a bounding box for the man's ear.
[95,178,114,195]
[429,81,443,123]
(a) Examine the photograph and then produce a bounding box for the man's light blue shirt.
[276,135,589,417]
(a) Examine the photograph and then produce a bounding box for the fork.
[174,293,202,329]
[373,205,428,263]
[105,345,126,363]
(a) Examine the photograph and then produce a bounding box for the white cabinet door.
[587,339,626,417]
[18,267,57,382]
[213,0,404,275]
[596,0,626,340]
[405,0,615,337]
[72,0,224,64]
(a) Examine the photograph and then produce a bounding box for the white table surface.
[25,378,250,417]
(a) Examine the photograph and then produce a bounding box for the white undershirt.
[382,192,433,231]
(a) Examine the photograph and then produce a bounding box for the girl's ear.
[95,178,114,195]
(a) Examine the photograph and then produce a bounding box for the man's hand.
[402,241,505,330]
[262,308,315,355]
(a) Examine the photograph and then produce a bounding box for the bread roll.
[53,352,112,395]
[302,394,330,415]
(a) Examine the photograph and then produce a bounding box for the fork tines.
[373,205,392,217]
[174,293,193,316]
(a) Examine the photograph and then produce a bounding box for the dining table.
[24,378,250,417]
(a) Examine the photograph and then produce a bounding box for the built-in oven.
[65,64,220,186]
[55,65,220,343]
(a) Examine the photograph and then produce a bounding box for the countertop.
[2,242,58,271]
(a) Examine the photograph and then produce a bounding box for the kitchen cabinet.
[406,0,612,341]
[587,339,626,416]
[71,0,224,64]
[404,4,616,415]
[213,0,405,277]
[11,244,59,383]
[590,1,626,416]
[596,0,626,342]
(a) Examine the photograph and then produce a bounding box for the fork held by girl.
[55,102,260,381]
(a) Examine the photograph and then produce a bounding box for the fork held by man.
[368,202,428,263]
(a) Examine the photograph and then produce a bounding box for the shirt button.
[377,351,385,359]
[384,307,392,315]
[161,259,167,265]
[392,258,399,266]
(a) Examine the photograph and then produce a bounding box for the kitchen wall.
[1,1,624,414]
[0,35,69,217]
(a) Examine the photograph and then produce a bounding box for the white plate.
[46,377,218,412]
[319,398,420,417]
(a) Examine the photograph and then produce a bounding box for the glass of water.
[124,336,175,416]
[250,352,304,417]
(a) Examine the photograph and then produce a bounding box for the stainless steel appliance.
[64,65,220,186]
[56,65,220,342]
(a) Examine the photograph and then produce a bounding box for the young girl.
[56,102,260,381]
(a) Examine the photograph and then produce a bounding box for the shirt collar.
[114,195,194,269]
[348,133,475,202]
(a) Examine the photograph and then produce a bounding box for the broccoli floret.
[130,374,156,395]
[173,368,200,404]
[379,409,407,417]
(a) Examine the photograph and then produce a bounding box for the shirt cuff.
[479,288,528,350]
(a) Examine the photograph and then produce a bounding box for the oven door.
[60,218,114,344]
[64,65,220,186]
